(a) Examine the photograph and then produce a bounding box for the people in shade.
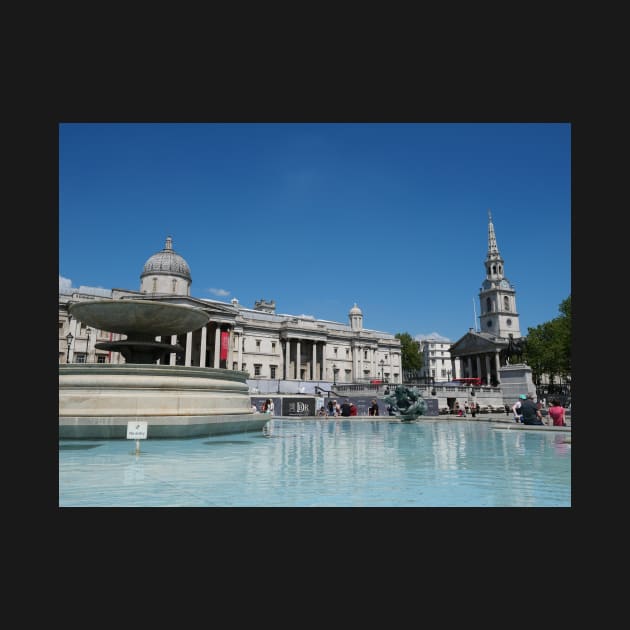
[349,401,358,416]
[368,399,379,416]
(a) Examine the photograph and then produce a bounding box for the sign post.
[126,421,148,454]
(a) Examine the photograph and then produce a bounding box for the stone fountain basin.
[68,299,210,335]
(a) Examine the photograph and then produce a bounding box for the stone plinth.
[499,364,535,403]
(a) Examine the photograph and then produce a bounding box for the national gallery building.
[59,237,404,387]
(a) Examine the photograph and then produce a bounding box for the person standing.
[264,398,274,415]
[340,399,352,417]
[548,398,567,426]
[520,392,544,425]
[327,399,335,417]
[349,401,358,416]
[368,399,379,416]
[470,401,477,418]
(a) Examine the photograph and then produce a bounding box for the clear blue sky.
[59,122,571,342]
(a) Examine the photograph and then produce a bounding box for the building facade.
[449,211,523,386]
[59,237,402,387]
[418,337,461,382]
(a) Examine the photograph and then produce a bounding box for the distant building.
[417,336,461,382]
[449,211,523,386]
[59,236,402,387]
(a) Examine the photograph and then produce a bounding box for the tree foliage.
[523,295,571,385]
[395,332,423,372]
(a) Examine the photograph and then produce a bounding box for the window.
[364,350,368,360]
[334,348,338,356]
[486,297,492,312]
[76,354,87,363]
[97,355,107,363]
[270,366,277,379]
[271,342,276,351]
[503,296,510,310]
[152,278,157,292]
[256,340,261,350]
[232,362,238,370]
[241,363,246,371]
[254,364,262,376]
[172,279,177,292]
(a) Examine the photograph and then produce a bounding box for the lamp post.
[379,359,384,382]
[332,364,338,386]
[85,328,91,363]
[66,332,73,363]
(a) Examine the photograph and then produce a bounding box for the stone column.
[312,342,317,380]
[296,340,301,380]
[285,339,291,379]
[485,354,492,385]
[185,331,193,366]
[214,326,221,368]
[228,327,233,369]
[200,326,207,367]
[236,332,242,371]
[494,352,501,384]
[475,356,481,381]
[155,336,161,364]
[321,343,326,381]
[170,334,177,365]
[466,356,472,378]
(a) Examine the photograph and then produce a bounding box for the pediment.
[450,332,507,356]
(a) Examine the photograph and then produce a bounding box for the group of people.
[325,398,374,417]
[511,393,567,426]
[452,401,479,417]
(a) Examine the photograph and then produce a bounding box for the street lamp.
[332,364,338,386]
[85,328,91,363]
[66,332,73,363]
[379,359,384,382]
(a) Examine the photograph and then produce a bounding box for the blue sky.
[59,122,571,342]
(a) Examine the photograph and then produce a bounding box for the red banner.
[220,331,229,360]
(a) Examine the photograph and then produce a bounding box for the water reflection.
[59,420,571,507]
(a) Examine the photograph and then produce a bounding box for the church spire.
[487,209,499,256]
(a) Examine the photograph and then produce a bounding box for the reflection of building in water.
[59,236,402,387]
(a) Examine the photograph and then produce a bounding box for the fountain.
[383,385,427,422]
[59,299,268,439]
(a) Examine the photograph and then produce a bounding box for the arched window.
[152,278,157,293]
[503,296,510,310]
[486,297,492,312]
[172,279,177,293]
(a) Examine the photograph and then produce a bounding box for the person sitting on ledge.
[520,392,545,425]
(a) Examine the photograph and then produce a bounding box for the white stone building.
[59,236,402,388]
[417,336,461,382]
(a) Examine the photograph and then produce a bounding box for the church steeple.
[478,210,521,339]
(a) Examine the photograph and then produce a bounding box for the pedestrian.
[317,406,327,417]
[520,392,544,425]
[335,400,341,416]
[264,398,274,415]
[349,401,358,416]
[340,399,352,417]
[504,403,510,416]
[327,399,335,417]
[464,402,470,416]
[471,401,477,418]
[548,398,567,426]
[512,394,526,423]
[368,399,379,416]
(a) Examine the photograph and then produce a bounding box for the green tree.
[523,295,571,385]
[395,332,423,372]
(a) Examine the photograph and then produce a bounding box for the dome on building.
[140,236,191,281]
[349,303,362,315]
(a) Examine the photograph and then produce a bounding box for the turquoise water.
[58,419,571,507]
